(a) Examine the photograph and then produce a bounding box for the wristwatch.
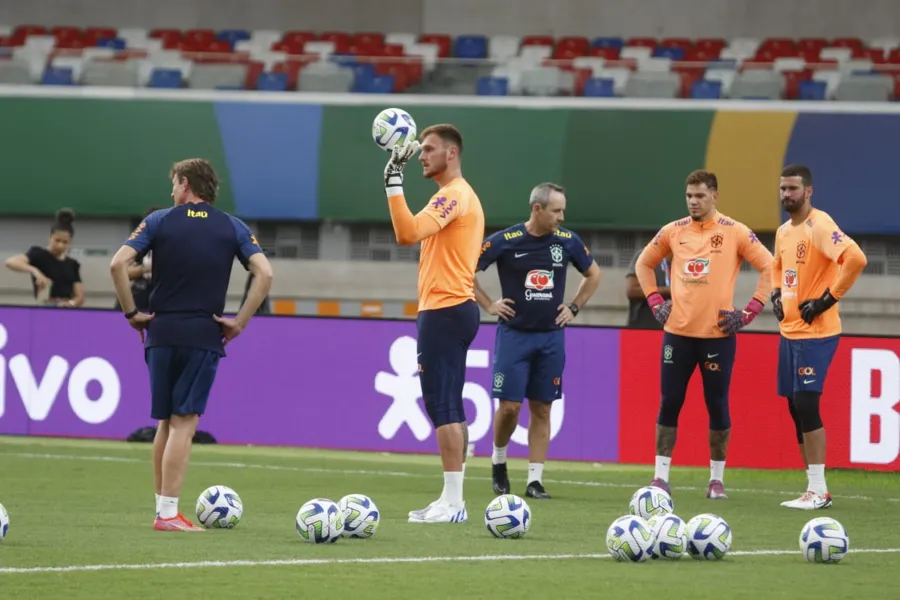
[568,303,579,317]
[124,309,139,319]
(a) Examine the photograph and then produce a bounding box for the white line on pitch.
[9,452,897,502]
[2,548,898,575]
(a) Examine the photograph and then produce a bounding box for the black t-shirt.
[625,248,669,329]
[25,246,81,300]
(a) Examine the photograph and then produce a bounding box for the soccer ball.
[296,498,344,543]
[606,515,654,562]
[649,514,688,560]
[338,494,380,538]
[629,486,674,520]
[195,485,243,529]
[484,494,531,539]
[799,517,849,564]
[686,513,732,560]
[0,503,8,541]
[372,108,417,151]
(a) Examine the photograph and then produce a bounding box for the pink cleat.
[650,477,670,494]
[153,513,205,532]
[707,479,728,499]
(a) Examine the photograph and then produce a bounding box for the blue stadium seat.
[582,78,615,97]
[476,76,509,96]
[454,35,488,59]
[798,79,827,101]
[351,63,376,91]
[41,66,75,85]
[691,79,722,99]
[591,37,624,48]
[96,37,125,50]
[148,68,183,88]
[217,29,251,44]
[653,47,685,60]
[357,74,395,93]
[330,53,357,67]
[256,72,288,91]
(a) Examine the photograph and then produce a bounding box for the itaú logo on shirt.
[524,270,555,301]
[783,269,798,288]
[683,258,710,280]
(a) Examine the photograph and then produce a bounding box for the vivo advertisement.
[0,307,897,472]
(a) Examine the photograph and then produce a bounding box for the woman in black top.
[5,209,85,307]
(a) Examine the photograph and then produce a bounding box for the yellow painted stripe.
[704,110,798,232]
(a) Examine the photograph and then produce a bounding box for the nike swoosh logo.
[707,353,718,358]
[514,253,528,258]
[679,241,688,244]
[804,379,815,384]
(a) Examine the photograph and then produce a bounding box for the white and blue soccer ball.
[629,486,674,520]
[799,517,849,564]
[339,494,380,538]
[686,513,732,560]
[649,514,688,560]
[0,503,8,541]
[195,485,243,529]
[485,494,531,539]
[606,515,654,562]
[372,107,417,151]
[296,498,344,544]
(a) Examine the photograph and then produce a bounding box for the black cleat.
[492,463,510,495]
[526,481,552,500]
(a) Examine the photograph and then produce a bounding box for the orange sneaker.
[153,513,205,532]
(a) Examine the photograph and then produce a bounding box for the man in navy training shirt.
[475,182,601,500]
[110,158,274,532]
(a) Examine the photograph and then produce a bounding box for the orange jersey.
[413,177,485,311]
[637,211,773,338]
[773,208,867,339]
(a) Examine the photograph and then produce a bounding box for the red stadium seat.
[282,31,316,46]
[84,27,117,46]
[626,37,656,48]
[854,47,886,63]
[695,38,726,53]
[831,37,864,50]
[888,48,900,64]
[570,67,592,95]
[556,36,589,56]
[553,47,583,60]
[782,70,812,99]
[273,58,315,89]
[244,60,265,89]
[892,73,900,100]
[673,66,704,97]
[589,46,619,59]
[354,32,385,47]
[797,38,828,53]
[55,37,85,50]
[521,35,554,47]
[319,31,351,46]
[419,34,451,58]
[660,37,693,49]
[272,40,306,55]
[759,37,795,53]
[51,26,82,40]
[375,62,409,91]
[684,47,719,62]
[381,43,405,57]
[184,29,217,44]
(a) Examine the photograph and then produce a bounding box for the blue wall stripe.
[214,102,321,220]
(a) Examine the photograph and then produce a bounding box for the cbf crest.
[550,244,564,266]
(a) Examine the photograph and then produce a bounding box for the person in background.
[5,208,85,308]
[625,247,671,328]
[114,206,163,313]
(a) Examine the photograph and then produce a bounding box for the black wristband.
[822,289,838,309]
[568,303,579,317]
[124,309,139,319]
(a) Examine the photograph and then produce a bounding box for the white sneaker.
[407,501,467,524]
[408,500,438,519]
[781,490,833,510]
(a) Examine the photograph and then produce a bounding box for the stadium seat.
[148,68,183,88]
[0,58,33,84]
[591,37,624,49]
[582,77,615,97]
[834,74,892,101]
[624,71,680,98]
[297,63,354,92]
[653,46,685,60]
[96,37,126,50]
[798,79,827,100]
[82,59,140,87]
[454,35,487,59]
[691,79,722,99]
[255,71,287,91]
[41,65,75,85]
[218,29,251,44]
[189,63,248,89]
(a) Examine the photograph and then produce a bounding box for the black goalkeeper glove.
[799,288,838,325]
[771,288,784,322]
[384,140,421,196]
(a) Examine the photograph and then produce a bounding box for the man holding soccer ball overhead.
[382,122,485,524]
[635,170,773,500]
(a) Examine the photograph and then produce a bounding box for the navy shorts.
[491,325,564,402]
[777,335,839,397]
[658,332,736,430]
[145,347,220,420]
[416,300,480,428]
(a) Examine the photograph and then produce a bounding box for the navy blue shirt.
[477,224,595,331]
[124,202,263,355]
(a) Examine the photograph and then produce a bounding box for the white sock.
[807,464,827,495]
[710,460,725,482]
[158,496,179,519]
[155,493,161,515]
[654,456,672,482]
[527,462,544,484]
[442,471,464,506]
[492,444,507,465]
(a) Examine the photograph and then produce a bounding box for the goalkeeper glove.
[717,298,765,334]
[771,288,784,322]
[647,292,671,326]
[384,140,421,197]
[799,288,838,325]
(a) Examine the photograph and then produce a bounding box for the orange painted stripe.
[403,302,419,317]
[317,300,341,316]
[272,299,296,315]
